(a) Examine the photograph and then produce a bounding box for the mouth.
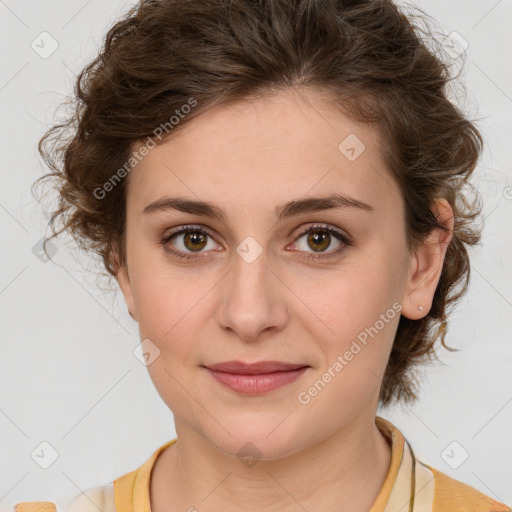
[202,360,310,394]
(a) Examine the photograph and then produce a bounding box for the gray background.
[1,0,511,509]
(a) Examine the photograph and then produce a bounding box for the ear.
[111,249,138,322]
[401,198,454,320]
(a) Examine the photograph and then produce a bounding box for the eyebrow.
[142,193,374,221]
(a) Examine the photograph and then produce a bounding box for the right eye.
[161,225,220,260]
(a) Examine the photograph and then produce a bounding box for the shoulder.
[10,487,115,512]
[421,461,512,511]
[64,482,116,512]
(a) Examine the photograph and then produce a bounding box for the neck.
[150,411,392,512]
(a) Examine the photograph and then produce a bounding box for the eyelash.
[160,223,352,262]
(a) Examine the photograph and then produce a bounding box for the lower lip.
[205,367,309,394]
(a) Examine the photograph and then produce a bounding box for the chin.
[199,414,306,463]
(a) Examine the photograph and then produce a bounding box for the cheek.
[301,263,399,336]
[131,253,214,336]
[298,284,399,414]
[132,274,218,386]
[297,258,401,379]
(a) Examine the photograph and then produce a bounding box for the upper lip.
[204,360,309,374]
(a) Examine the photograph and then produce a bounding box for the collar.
[113,416,435,512]
[372,416,435,511]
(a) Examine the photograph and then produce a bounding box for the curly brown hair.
[33,0,484,408]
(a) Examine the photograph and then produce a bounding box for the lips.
[203,360,310,394]
[204,360,308,374]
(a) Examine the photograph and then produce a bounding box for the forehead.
[126,88,400,221]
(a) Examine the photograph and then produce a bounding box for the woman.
[27,0,511,510]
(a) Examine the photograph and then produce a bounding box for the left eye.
[161,224,351,261]
[292,226,345,254]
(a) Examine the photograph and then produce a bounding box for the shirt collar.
[373,416,435,511]
[114,416,435,512]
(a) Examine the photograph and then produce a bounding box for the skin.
[115,87,454,512]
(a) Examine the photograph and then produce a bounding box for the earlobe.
[111,249,137,321]
[401,198,454,320]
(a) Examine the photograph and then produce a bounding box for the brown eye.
[183,231,208,252]
[161,223,351,263]
[161,226,218,260]
[291,224,351,261]
[306,230,331,252]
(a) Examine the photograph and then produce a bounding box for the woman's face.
[117,88,432,458]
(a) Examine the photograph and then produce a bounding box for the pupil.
[186,232,206,251]
[309,231,329,251]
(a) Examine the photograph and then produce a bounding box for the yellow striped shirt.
[17,416,512,511]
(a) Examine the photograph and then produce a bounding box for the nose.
[215,243,289,343]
